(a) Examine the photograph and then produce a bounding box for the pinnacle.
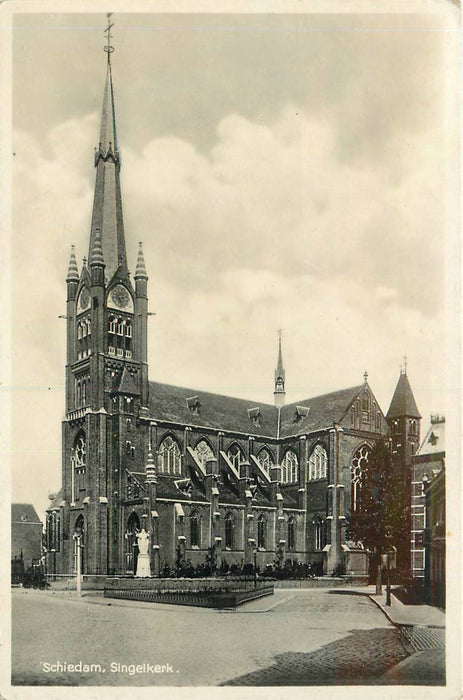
[134,241,148,280]
[66,245,80,282]
[89,227,105,267]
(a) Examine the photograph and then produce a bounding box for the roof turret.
[66,245,79,282]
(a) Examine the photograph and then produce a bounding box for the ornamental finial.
[104,13,115,62]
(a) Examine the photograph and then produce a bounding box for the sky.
[9,9,458,521]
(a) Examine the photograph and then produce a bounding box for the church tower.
[60,21,150,575]
[386,365,421,572]
[274,330,286,408]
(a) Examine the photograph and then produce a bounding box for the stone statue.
[135,528,151,577]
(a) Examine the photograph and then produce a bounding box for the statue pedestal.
[135,553,151,577]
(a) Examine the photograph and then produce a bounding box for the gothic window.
[257,515,266,549]
[76,380,81,407]
[77,323,83,340]
[409,419,417,435]
[314,519,325,550]
[158,436,182,475]
[287,517,296,550]
[81,379,87,406]
[392,419,400,434]
[194,440,215,468]
[125,321,132,338]
[109,316,117,334]
[190,511,201,547]
[257,448,273,475]
[280,450,298,484]
[376,411,381,430]
[225,512,234,549]
[227,443,244,470]
[362,391,370,422]
[308,444,328,481]
[351,445,370,512]
[351,407,355,426]
[116,318,124,336]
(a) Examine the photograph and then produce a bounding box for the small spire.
[82,256,88,268]
[134,241,148,280]
[145,450,157,483]
[89,227,105,267]
[66,245,79,282]
[364,370,368,382]
[274,329,286,408]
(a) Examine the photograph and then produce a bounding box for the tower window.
[109,317,116,334]
[351,445,369,512]
[125,322,132,338]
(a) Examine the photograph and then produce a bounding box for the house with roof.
[45,35,421,579]
[11,504,43,572]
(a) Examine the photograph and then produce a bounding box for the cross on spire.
[104,13,115,62]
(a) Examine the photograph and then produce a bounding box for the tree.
[347,439,409,592]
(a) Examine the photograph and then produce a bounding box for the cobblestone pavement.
[223,627,407,685]
[12,587,411,688]
[400,625,445,652]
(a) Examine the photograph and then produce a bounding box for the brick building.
[410,415,445,579]
[46,42,421,578]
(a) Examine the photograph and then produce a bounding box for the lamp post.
[253,548,257,589]
[385,525,393,606]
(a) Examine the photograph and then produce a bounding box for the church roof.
[11,503,42,524]
[148,381,368,439]
[280,385,364,437]
[148,381,279,437]
[386,372,421,419]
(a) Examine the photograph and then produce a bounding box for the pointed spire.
[88,15,127,281]
[89,227,105,267]
[274,330,286,408]
[386,370,421,419]
[66,245,79,282]
[134,242,148,280]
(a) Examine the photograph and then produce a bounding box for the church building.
[46,37,421,579]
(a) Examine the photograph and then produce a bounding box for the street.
[12,587,408,686]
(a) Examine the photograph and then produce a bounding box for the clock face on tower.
[107,284,134,312]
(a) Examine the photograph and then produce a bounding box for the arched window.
[227,443,244,470]
[158,436,182,475]
[376,411,381,430]
[351,445,370,512]
[194,440,215,468]
[257,448,273,475]
[81,379,87,406]
[257,514,266,549]
[76,381,81,407]
[116,318,124,336]
[225,512,234,549]
[392,419,400,434]
[362,391,370,422]
[190,511,201,547]
[77,323,83,340]
[287,517,296,550]
[281,450,298,484]
[308,444,328,481]
[86,318,91,336]
[125,321,132,338]
[125,512,140,574]
[409,419,417,436]
[109,316,116,334]
[314,519,325,550]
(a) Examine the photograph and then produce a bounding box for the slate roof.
[148,381,377,439]
[417,418,445,457]
[386,372,421,419]
[280,385,364,437]
[11,504,42,524]
[149,381,279,437]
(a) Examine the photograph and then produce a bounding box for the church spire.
[88,14,127,281]
[274,330,286,408]
[134,242,148,280]
[66,245,79,283]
